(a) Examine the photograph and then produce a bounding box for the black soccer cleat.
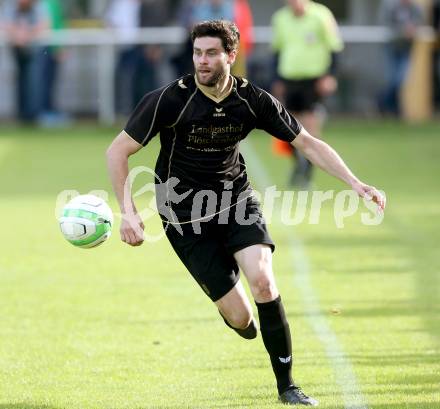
[278,385,318,406]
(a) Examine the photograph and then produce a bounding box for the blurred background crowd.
[0,0,439,126]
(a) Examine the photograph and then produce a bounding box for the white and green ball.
[59,194,113,248]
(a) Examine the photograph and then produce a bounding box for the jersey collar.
[194,75,235,104]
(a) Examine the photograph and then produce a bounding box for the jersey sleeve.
[124,84,172,146]
[320,7,344,52]
[254,88,302,142]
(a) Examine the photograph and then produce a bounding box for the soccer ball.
[59,194,113,248]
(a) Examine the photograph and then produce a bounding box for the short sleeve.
[124,85,171,146]
[254,88,302,142]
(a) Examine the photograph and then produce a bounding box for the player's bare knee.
[252,277,278,301]
[228,310,252,329]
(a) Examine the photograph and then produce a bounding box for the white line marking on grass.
[241,140,368,409]
[291,239,368,409]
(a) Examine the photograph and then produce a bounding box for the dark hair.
[191,20,240,53]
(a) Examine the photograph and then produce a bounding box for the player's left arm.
[292,128,386,211]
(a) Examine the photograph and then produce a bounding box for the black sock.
[256,296,294,394]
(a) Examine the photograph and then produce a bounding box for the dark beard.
[197,68,226,87]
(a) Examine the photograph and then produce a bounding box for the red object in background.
[272,138,294,157]
[234,0,254,55]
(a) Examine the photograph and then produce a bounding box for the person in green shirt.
[271,0,343,188]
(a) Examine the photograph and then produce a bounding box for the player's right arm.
[292,128,385,211]
[106,131,145,246]
[107,81,181,245]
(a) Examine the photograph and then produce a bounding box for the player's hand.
[352,182,386,213]
[316,75,337,97]
[120,212,145,246]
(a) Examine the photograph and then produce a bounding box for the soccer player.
[106,20,385,406]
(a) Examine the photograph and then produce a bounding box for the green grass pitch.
[0,120,439,408]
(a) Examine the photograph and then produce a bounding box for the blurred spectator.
[192,0,234,22]
[171,0,194,77]
[135,0,170,103]
[434,0,440,35]
[2,0,49,122]
[378,0,423,116]
[105,0,142,114]
[39,0,69,126]
[433,0,440,108]
[139,0,169,26]
[271,0,343,189]
[105,0,168,114]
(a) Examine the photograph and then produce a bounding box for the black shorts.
[282,78,321,112]
[163,198,274,302]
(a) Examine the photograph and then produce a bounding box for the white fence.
[0,26,435,124]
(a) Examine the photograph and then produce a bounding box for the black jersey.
[124,75,302,221]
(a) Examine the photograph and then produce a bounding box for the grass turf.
[0,121,439,408]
